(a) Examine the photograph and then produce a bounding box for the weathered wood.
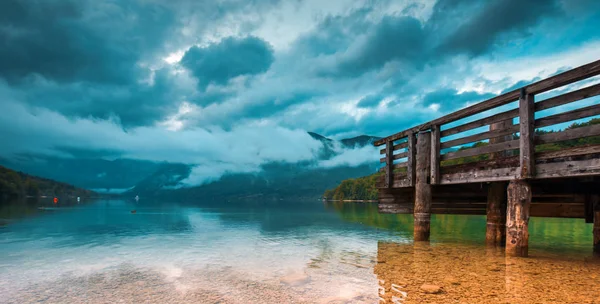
[535,123,600,145]
[431,208,486,215]
[535,103,600,128]
[594,195,600,253]
[537,144,600,160]
[441,155,519,174]
[407,132,416,187]
[414,131,432,241]
[440,167,518,184]
[585,193,598,223]
[431,125,441,185]
[441,124,518,149]
[490,120,515,159]
[536,158,600,179]
[379,141,408,154]
[486,182,507,247]
[374,129,414,146]
[529,203,585,218]
[519,89,535,179]
[441,139,519,161]
[385,141,393,188]
[441,108,519,138]
[374,59,600,146]
[535,83,600,112]
[392,152,408,160]
[378,161,408,172]
[506,180,532,257]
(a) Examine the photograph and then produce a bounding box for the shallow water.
[0,199,598,303]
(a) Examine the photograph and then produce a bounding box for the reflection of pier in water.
[374,241,600,303]
[374,59,600,256]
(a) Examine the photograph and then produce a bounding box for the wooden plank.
[440,167,518,185]
[537,144,600,160]
[441,155,519,174]
[407,132,416,187]
[374,129,413,146]
[441,124,519,149]
[441,109,519,137]
[535,123,600,145]
[378,162,408,172]
[440,139,519,161]
[414,131,432,241]
[379,141,408,154]
[392,152,408,160]
[526,59,600,95]
[535,103,600,128]
[536,158,600,179]
[519,89,535,179]
[431,125,441,185]
[535,83,600,111]
[385,141,393,188]
[529,203,585,218]
[374,59,600,146]
[431,209,486,215]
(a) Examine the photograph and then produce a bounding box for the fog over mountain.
[1,0,599,199]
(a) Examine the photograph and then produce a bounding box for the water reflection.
[375,241,600,303]
[1,200,598,303]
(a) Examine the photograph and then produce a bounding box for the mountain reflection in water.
[0,200,597,303]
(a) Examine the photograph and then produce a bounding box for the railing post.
[407,133,416,187]
[430,125,441,185]
[385,140,393,188]
[519,88,535,178]
[414,131,432,242]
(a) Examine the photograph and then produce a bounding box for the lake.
[1,199,599,303]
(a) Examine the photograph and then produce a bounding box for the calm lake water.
[1,199,598,303]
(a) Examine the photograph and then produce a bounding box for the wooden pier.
[374,59,600,256]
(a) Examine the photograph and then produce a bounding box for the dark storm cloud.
[438,0,560,56]
[0,0,176,85]
[325,15,427,77]
[17,68,188,128]
[181,36,275,90]
[313,0,564,80]
[356,94,384,108]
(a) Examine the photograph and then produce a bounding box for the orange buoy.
[53,197,58,204]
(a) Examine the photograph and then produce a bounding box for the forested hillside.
[324,118,600,200]
[0,165,94,201]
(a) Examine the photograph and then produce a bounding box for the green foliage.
[0,165,94,201]
[323,172,381,201]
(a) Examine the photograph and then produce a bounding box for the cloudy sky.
[1,0,600,183]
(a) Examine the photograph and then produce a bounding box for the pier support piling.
[594,198,600,254]
[506,180,531,257]
[414,131,432,242]
[486,182,507,247]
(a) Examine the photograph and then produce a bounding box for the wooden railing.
[375,59,600,188]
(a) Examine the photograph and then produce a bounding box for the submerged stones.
[419,284,443,294]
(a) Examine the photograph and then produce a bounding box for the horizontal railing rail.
[375,59,600,188]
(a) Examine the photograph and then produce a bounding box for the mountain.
[0,157,163,192]
[126,132,383,200]
[0,165,95,201]
[2,132,383,201]
[340,135,380,148]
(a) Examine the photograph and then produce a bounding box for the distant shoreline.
[322,199,377,203]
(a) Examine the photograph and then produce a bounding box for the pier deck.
[373,59,600,256]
